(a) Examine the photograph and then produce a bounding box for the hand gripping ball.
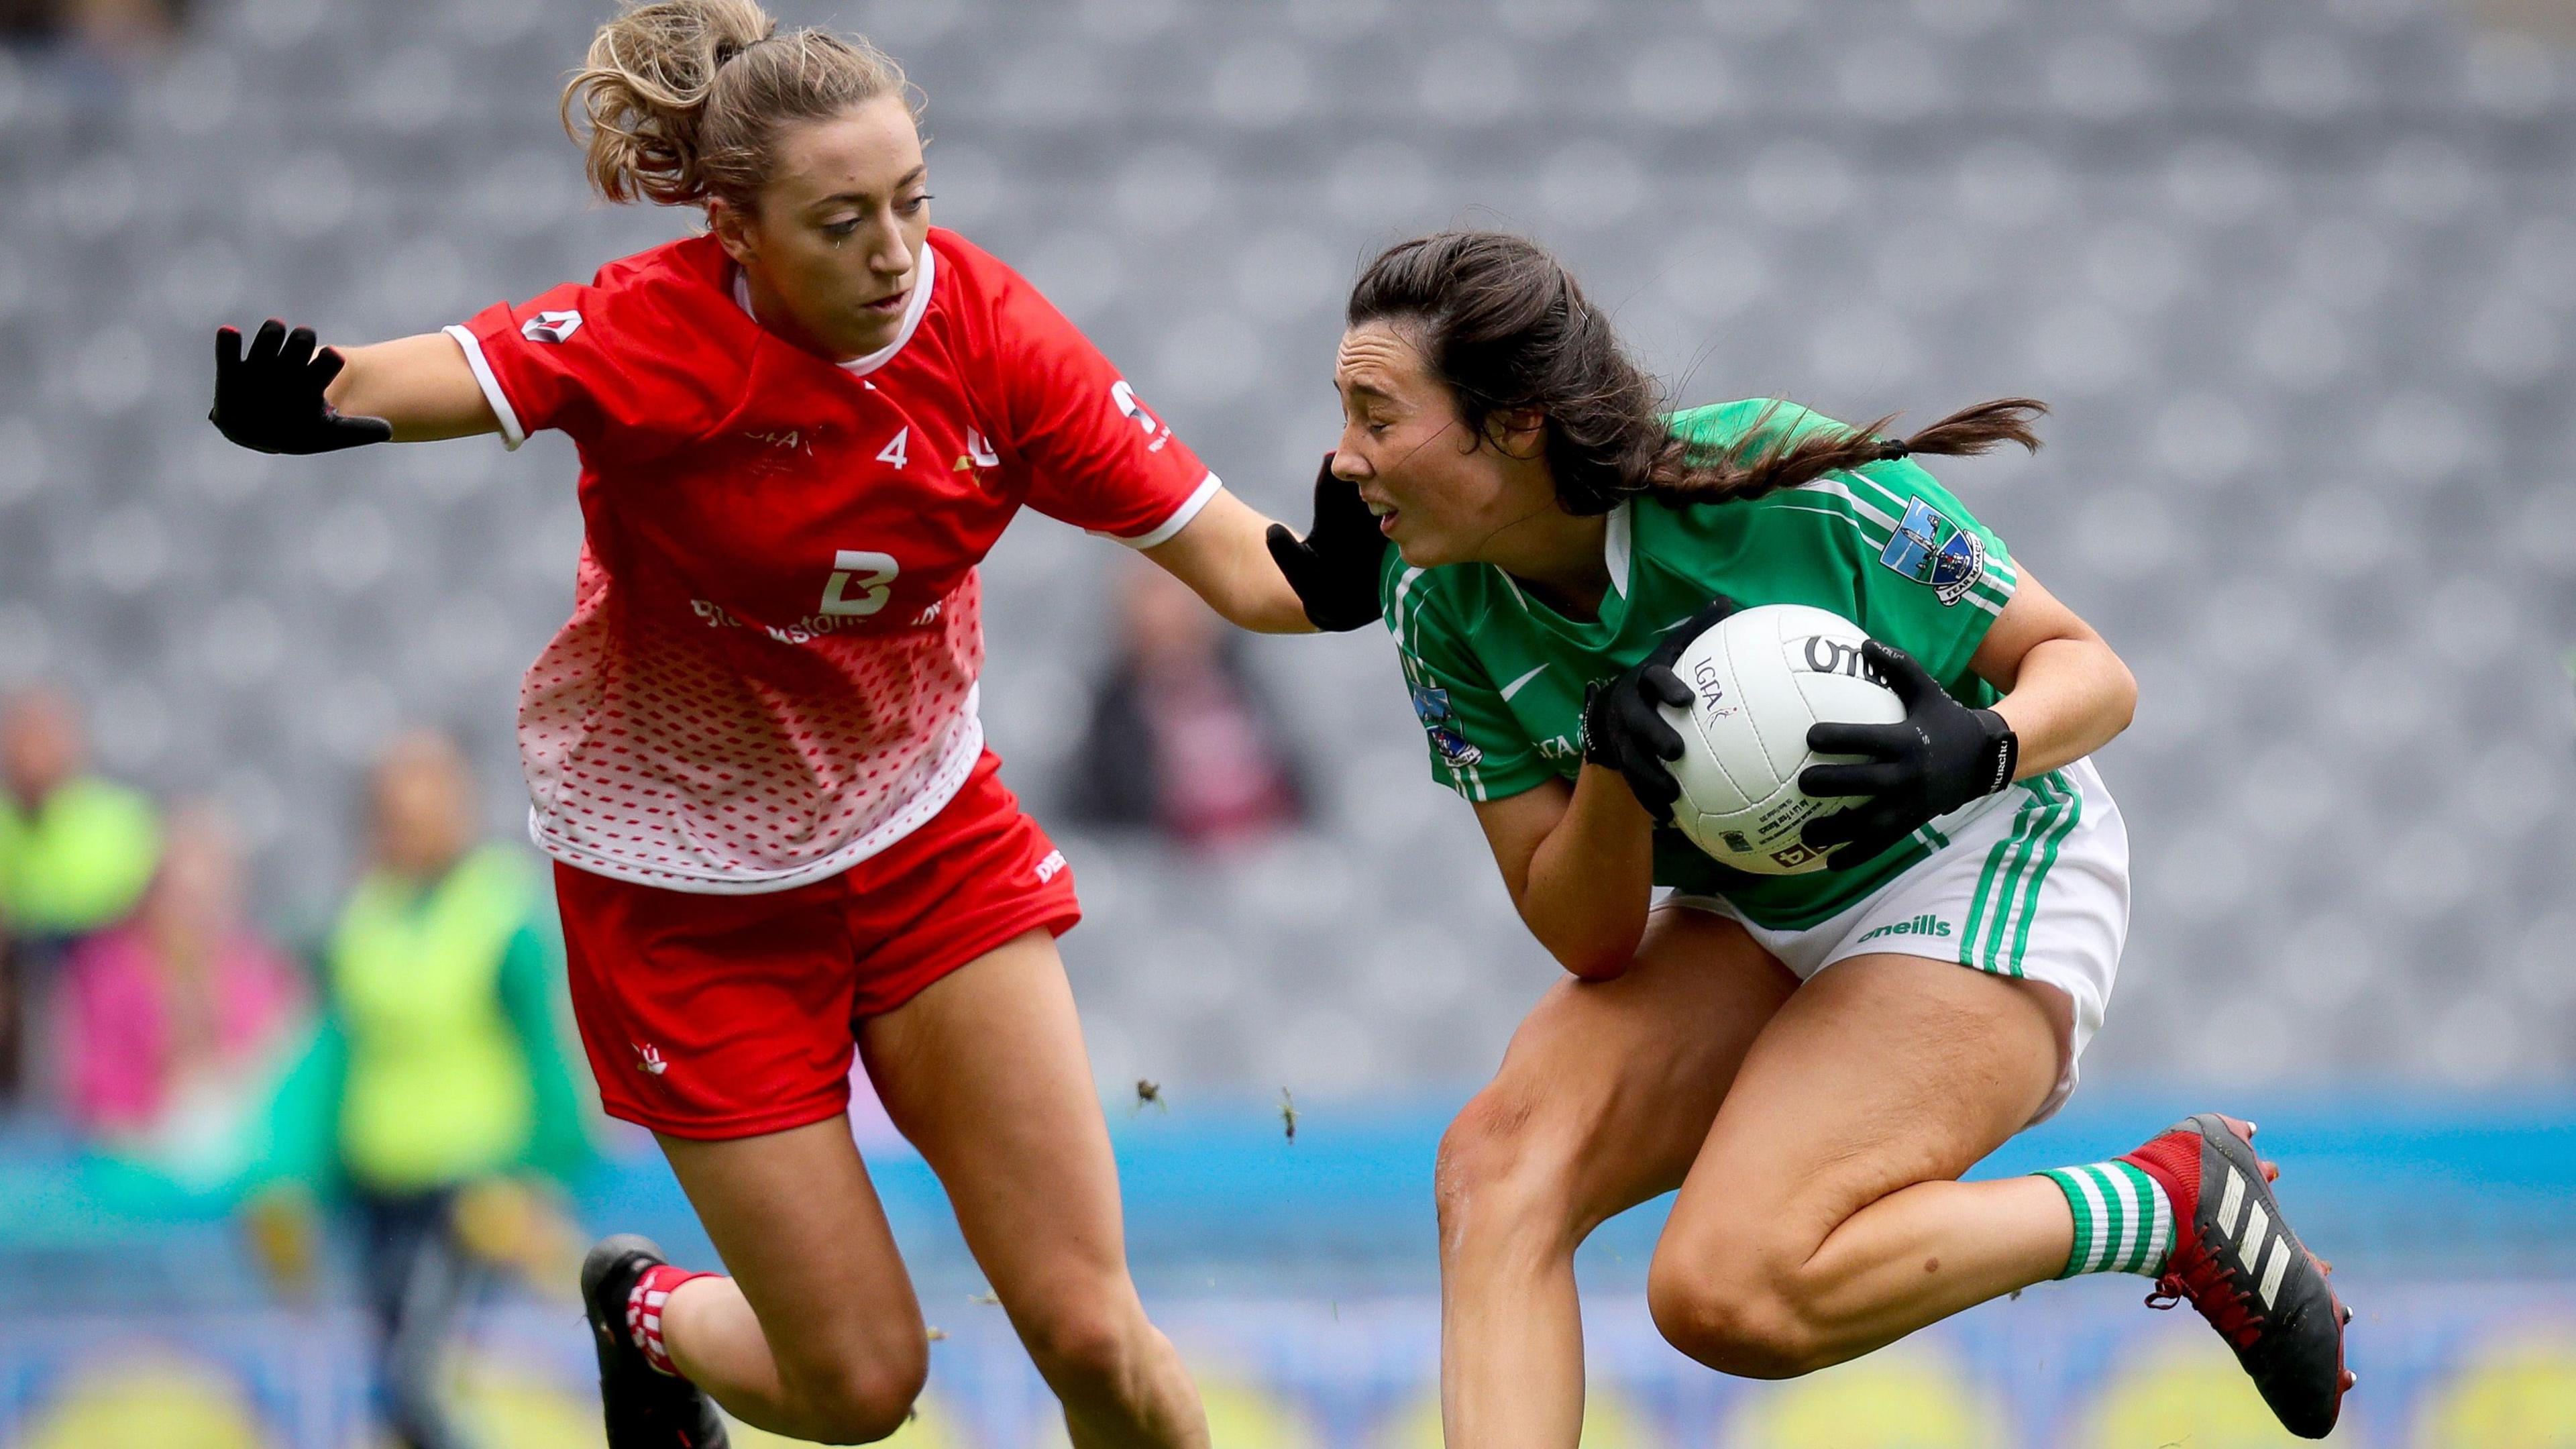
[1661,603,1905,875]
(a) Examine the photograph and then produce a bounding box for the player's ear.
[706,199,757,265]
[1487,406,1547,460]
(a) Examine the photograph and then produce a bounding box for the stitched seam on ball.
[1708,614,1765,806]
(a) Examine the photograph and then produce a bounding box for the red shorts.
[554,750,1079,1140]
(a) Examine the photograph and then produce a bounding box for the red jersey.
[446,229,1217,894]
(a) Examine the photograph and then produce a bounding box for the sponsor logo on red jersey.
[521,309,584,344]
[1110,379,1174,452]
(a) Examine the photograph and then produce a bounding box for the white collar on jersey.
[1604,500,1633,599]
[1493,500,1634,616]
[731,243,938,378]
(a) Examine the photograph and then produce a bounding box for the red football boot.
[2120,1114,2353,1439]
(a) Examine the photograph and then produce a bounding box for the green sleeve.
[1381,564,1558,804]
[252,1015,348,1195]
[1676,398,2019,692]
[498,918,596,1183]
[1843,455,2015,691]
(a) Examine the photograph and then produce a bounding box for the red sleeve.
[988,260,1220,546]
[445,274,731,459]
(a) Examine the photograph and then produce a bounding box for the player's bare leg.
[1645,951,2071,1373]
[863,930,1208,1449]
[653,1118,930,1442]
[1436,907,1795,1449]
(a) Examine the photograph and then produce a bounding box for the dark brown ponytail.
[1650,396,2049,508]
[1346,231,2047,515]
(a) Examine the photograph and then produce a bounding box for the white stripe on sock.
[2071,1168,2116,1274]
[2101,1165,2145,1275]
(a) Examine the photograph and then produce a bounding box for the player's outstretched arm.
[210,321,498,453]
[1145,486,1320,635]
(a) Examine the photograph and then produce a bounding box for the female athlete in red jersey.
[207,4,1384,1446]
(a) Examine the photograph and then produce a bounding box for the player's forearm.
[1516,767,1656,979]
[1989,636,2135,778]
[1207,544,1318,633]
[323,333,503,443]
[1146,490,1318,633]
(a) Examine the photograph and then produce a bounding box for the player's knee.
[1017,1298,1146,1401]
[782,1342,928,1444]
[1435,1089,1580,1244]
[1647,1246,1824,1380]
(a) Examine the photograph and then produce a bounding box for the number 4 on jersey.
[876,428,909,469]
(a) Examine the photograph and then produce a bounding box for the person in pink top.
[59,804,307,1179]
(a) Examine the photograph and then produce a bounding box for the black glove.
[1799,639,2018,867]
[1265,454,1388,631]
[211,320,393,455]
[1579,594,1741,821]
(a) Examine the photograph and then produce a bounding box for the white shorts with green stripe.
[1668,757,2127,1126]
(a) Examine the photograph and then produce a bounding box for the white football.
[1662,603,1905,875]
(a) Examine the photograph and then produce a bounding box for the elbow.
[2102,649,2139,739]
[1542,921,1645,982]
[1558,948,1637,983]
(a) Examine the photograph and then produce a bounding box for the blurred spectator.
[0,685,161,1102]
[57,803,306,1187]
[1,0,184,55]
[258,729,591,1449]
[1065,558,1310,849]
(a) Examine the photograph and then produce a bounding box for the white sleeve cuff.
[1099,472,1223,549]
[443,324,527,450]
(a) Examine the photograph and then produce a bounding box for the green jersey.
[1383,398,2021,930]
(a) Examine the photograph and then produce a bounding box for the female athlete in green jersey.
[1297,233,2353,1443]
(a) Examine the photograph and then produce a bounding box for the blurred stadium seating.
[4,0,2571,1093]
[1,0,2572,1442]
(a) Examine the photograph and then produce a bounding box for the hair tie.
[1876,440,1910,462]
[714,26,776,68]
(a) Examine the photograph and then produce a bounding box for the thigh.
[1666,952,2060,1263]
[859,930,1132,1311]
[1462,904,1799,1232]
[555,863,863,1140]
[657,1116,924,1380]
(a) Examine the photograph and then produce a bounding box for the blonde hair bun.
[562,0,910,209]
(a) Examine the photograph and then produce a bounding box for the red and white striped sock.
[625,1263,719,1377]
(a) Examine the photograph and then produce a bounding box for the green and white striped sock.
[2037,1161,2174,1278]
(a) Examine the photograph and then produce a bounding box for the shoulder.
[588,234,733,302]
[923,228,1036,313]
[1665,397,1845,453]
[63,775,158,829]
[924,228,1083,354]
[581,236,753,355]
[1658,396,1912,528]
[925,227,1012,288]
[547,236,755,430]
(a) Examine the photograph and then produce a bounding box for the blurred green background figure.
[260,728,594,1449]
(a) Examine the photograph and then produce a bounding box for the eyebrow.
[807,166,929,211]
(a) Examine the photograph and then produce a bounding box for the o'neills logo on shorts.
[1857,914,1953,944]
